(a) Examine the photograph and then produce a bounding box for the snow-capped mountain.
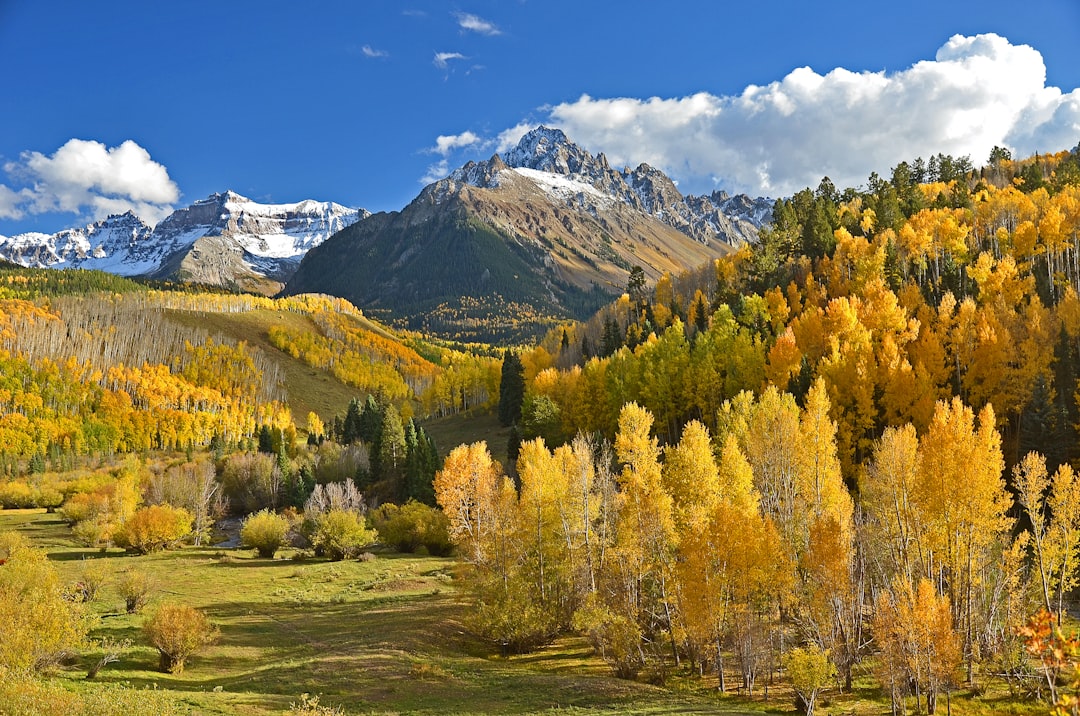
[0,191,367,293]
[286,127,770,342]
[452,126,772,246]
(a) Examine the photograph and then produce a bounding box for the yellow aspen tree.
[1046,463,1080,621]
[915,398,1008,683]
[735,386,802,551]
[1014,451,1054,613]
[798,378,854,533]
[613,402,677,660]
[873,578,961,716]
[554,435,602,596]
[716,433,760,518]
[434,441,511,568]
[862,424,924,583]
[662,420,720,535]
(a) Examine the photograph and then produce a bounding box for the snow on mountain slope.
[0,191,367,289]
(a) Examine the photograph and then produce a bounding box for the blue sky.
[1,0,1078,235]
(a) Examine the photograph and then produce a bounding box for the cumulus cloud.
[455,12,501,36]
[433,51,467,70]
[431,131,484,156]
[361,45,388,58]
[484,34,1080,197]
[1,138,179,225]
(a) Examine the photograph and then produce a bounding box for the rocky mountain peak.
[501,126,602,179]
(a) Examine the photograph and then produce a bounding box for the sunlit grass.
[0,508,1051,715]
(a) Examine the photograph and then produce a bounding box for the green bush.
[312,509,377,561]
[241,509,290,558]
[369,501,452,556]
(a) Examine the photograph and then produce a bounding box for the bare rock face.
[0,192,367,294]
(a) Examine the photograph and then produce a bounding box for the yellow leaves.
[0,532,87,673]
[662,420,720,533]
[434,441,510,567]
[765,327,802,391]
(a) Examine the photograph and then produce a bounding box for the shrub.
[785,644,835,716]
[114,504,193,554]
[473,571,559,655]
[369,501,452,555]
[241,509,290,558]
[62,559,110,603]
[290,693,344,715]
[0,669,186,715]
[0,531,87,672]
[573,594,643,679]
[116,568,156,614]
[143,602,218,674]
[0,480,36,508]
[71,517,112,550]
[311,509,377,561]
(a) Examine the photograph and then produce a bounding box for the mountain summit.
[285,127,772,342]
[0,192,366,293]
[454,126,770,247]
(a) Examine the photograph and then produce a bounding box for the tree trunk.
[716,640,726,692]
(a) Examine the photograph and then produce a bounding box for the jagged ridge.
[0,191,367,293]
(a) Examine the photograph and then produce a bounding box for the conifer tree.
[498,351,525,427]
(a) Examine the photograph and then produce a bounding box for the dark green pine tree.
[1018,373,1068,472]
[601,316,622,357]
[284,463,315,509]
[358,394,384,445]
[506,424,523,489]
[28,451,46,475]
[404,420,438,505]
[627,265,647,307]
[692,292,709,335]
[342,397,364,444]
[1053,327,1080,467]
[257,425,275,454]
[498,350,525,427]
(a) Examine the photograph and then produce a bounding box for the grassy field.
[1,508,1050,715]
[0,509,774,715]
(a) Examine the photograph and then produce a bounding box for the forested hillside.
[430,144,1080,715]
[0,267,501,476]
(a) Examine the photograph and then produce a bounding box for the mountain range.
[0,127,772,339]
[0,192,366,294]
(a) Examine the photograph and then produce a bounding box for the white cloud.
[0,185,28,220]
[361,45,388,58]
[433,51,466,70]
[455,12,501,36]
[482,33,1080,197]
[431,131,483,156]
[2,138,179,225]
